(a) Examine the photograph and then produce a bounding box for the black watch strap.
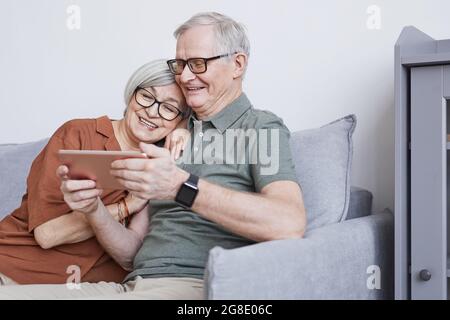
[185,173,199,187]
[175,173,199,208]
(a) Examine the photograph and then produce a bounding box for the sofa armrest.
[205,211,393,300]
[347,186,373,220]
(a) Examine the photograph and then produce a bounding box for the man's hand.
[56,165,103,214]
[110,142,189,201]
[164,128,191,160]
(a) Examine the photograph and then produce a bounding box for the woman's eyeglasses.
[134,88,183,121]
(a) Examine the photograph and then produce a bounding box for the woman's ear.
[233,53,248,79]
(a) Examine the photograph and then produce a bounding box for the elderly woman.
[0,59,189,285]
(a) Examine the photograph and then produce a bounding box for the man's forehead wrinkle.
[176,27,217,59]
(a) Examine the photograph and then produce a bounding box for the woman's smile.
[138,115,159,131]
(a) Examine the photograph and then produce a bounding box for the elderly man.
[0,12,305,300]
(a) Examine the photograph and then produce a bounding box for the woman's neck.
[112,119,140,152]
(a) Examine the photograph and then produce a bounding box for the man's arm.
[191,179,306,242]
[111,143,306,243]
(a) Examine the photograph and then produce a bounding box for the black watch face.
[176,185,198,207]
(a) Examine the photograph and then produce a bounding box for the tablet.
[58,150,148,190]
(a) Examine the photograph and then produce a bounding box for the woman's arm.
[55,165,149,270]
[85,202,150,271]
[34,193,147,249]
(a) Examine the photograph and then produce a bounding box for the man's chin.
[186,96,207,109]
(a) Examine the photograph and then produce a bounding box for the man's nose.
[179,64,196,83]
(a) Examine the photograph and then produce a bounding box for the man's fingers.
[110,169,146,182]
[164,137,171,150]
[174,140,182,160]
[172,137,182,160]
[139,142,170,159]
[170,143,177,160]
[111,158,148,171]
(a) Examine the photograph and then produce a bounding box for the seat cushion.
[0,138,49,219]
[290,114,356,230]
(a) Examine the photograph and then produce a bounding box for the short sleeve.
[27,131,79,232]
[250,112,299,192]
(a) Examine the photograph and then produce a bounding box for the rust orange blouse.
[0,116,128,284]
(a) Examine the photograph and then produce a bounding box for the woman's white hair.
[123,59,176,115]
[173,12,250,71]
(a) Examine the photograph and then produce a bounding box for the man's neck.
[196,86,242,120]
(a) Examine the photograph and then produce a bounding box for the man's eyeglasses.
[134,87,183,121]
[167,52,237,75]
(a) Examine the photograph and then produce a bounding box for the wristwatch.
[175,173,199,208]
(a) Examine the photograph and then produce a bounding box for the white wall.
[1,0,450,213]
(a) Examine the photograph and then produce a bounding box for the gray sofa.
[205,190,393,299]
[0,115,394,299]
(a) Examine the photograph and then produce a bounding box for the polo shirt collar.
[188,93,252,134]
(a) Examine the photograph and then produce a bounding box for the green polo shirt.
[125,93,299,281]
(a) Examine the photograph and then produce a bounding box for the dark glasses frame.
[167,52,237,75]
[134,87,183,121]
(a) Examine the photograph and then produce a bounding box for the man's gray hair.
[123,59,175,112]
[174,12,250,60]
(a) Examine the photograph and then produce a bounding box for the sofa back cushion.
[1,115,356,227]
[290,114,356,231]
[0,138,49,219]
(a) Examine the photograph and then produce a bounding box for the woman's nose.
[145,104,159,118]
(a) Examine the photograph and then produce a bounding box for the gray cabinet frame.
[395,26,450,300]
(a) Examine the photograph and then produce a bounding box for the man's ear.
[232,53,248,79]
